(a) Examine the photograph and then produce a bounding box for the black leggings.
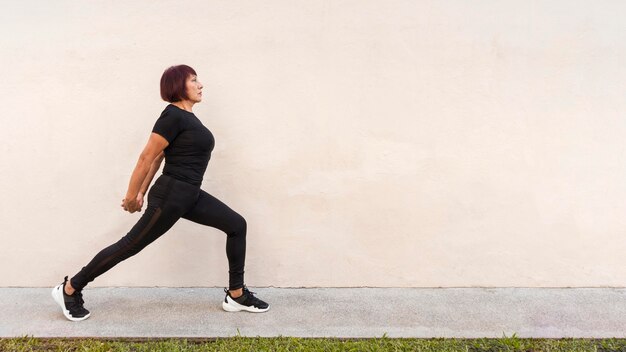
[70,174,247,292]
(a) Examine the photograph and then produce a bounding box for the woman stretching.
[52,64,270,321]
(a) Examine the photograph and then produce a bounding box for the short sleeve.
[152,109,184,143]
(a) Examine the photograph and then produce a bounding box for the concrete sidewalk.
[1,287,624,339]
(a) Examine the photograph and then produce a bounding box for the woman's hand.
[121,192,144,213]
[137,192,144,210]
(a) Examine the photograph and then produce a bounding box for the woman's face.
[185,74,203,103]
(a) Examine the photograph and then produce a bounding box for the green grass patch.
[1,334,625,351]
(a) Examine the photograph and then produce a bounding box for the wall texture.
[1,1,624,288]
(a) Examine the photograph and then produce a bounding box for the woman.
[51,64,270,321]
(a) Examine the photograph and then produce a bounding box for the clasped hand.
[121,192,144,213]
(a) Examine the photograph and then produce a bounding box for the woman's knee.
[227,214,247,237]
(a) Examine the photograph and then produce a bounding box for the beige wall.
[1,1,624,288]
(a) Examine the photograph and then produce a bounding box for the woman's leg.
[69,205,181,291]
[69,176,197,292]
[181,189,247,291]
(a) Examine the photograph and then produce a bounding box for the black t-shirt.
[151,104,215,186]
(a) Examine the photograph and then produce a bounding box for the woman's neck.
[172,100,194,113]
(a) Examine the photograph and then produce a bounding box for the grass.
[1,334,625,352]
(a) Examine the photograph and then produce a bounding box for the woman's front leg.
[182,189,247,291]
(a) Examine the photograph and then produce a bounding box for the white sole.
[51,283,91,321]
[222,295,270,313]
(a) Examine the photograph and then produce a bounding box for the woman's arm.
[139,151,165,195]
[122,133,168,213]
[123,151,164,213]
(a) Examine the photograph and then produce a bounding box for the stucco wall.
[1,0,624,288]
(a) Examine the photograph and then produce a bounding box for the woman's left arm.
[121,151,165,213]
[139,151,165,195]
[121,133,169,213]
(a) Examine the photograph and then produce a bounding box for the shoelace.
[242,286,266,306]
[242,285,256,296]
[68,290,85,309]
[225,285,256,296]
[74,291,85,306]
[226,285,259,302]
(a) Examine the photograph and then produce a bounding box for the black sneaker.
[222,285,270,313]
[51,276,91,321]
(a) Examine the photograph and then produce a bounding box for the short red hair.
[160,65,197,103]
